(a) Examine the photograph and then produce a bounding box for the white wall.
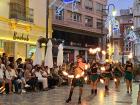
[29,0,46,27]
[0,0,10,18]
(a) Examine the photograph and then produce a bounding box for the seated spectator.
[16,58,26,93]
[5,64,21,94]
[0,58,5,94]
[24,64,37,91]
[33,65,48,91]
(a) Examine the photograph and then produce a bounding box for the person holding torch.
[65,55,87,104]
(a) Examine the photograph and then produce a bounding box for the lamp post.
[46,0,49,39]
[102,3,116,61]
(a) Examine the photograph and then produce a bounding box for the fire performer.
[65,55,87,104]
[89,60,99,95]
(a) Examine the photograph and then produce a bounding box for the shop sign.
[13,31,29,41]
[70,42,82,47]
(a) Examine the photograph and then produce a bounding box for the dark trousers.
[12,80,21,93]
[26,78,38,90]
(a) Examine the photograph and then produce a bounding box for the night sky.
[108,0,134,15]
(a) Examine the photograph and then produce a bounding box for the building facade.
[51,0,107,62]
[0,0,46,60]
[115,9,134,63]
[133,0,140,61]
[0,0,107,62]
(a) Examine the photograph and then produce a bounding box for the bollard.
[137,84,140,105]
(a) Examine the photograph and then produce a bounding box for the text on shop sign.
[13,31,29,41]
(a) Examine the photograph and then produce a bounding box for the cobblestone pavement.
[0,81,139,105]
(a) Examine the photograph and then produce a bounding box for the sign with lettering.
[13,31,29,41]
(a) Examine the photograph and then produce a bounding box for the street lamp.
[46,0,49,39]
[102,4,116,61]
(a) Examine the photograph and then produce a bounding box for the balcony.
[9,3,34,23]
[53,18,107,35]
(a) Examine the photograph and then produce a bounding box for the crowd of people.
[0,52,134,104]
[0,53,67,94]
[65,55,134,104]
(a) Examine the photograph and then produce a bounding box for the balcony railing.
[9,3,34,23]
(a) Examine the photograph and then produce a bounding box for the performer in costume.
[113,62,123,90]
[102,63,112,91]
[125,60,133,94]
[89,61,99,95]
[66,55,86,104]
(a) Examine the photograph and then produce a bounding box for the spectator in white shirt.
[34,65,48,90]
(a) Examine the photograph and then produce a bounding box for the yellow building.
[0,0,46,60]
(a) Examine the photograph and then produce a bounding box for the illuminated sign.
[13,31,29,41]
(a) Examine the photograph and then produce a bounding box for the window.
[9,0,34,22]
[96,19,103,29]
[85,0,93,11]
[96,2,103,12]
[125,42,133,52]
[55,7,64,20]
[71,12,81,22]
[85,16,93,27]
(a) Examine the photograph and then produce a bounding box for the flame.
[89,48,96,54]
[102,51,106,55]
[68,75,74,79]
[101,67,105,71]
[96,47,101,52]
[76,74,80,78]
[81,71,85,76]
[114,78,117,82]
[62,71,68,76]
[100,79,104,84]
[85,65,88,70]
[84,76,88,81]
[0,86,3,90]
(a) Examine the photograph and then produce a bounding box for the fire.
[62,71,68,76]
[100,79,104,84]
[114,78,117,82]
[76,74,80,78]
[68,75,74,79]
[101,67,105,71]
[84,76,88,81]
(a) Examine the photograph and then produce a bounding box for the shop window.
[4,41,15,57]
[28,45,36,58]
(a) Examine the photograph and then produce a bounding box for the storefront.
[0,27,45,61]
[53,29,99,63]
